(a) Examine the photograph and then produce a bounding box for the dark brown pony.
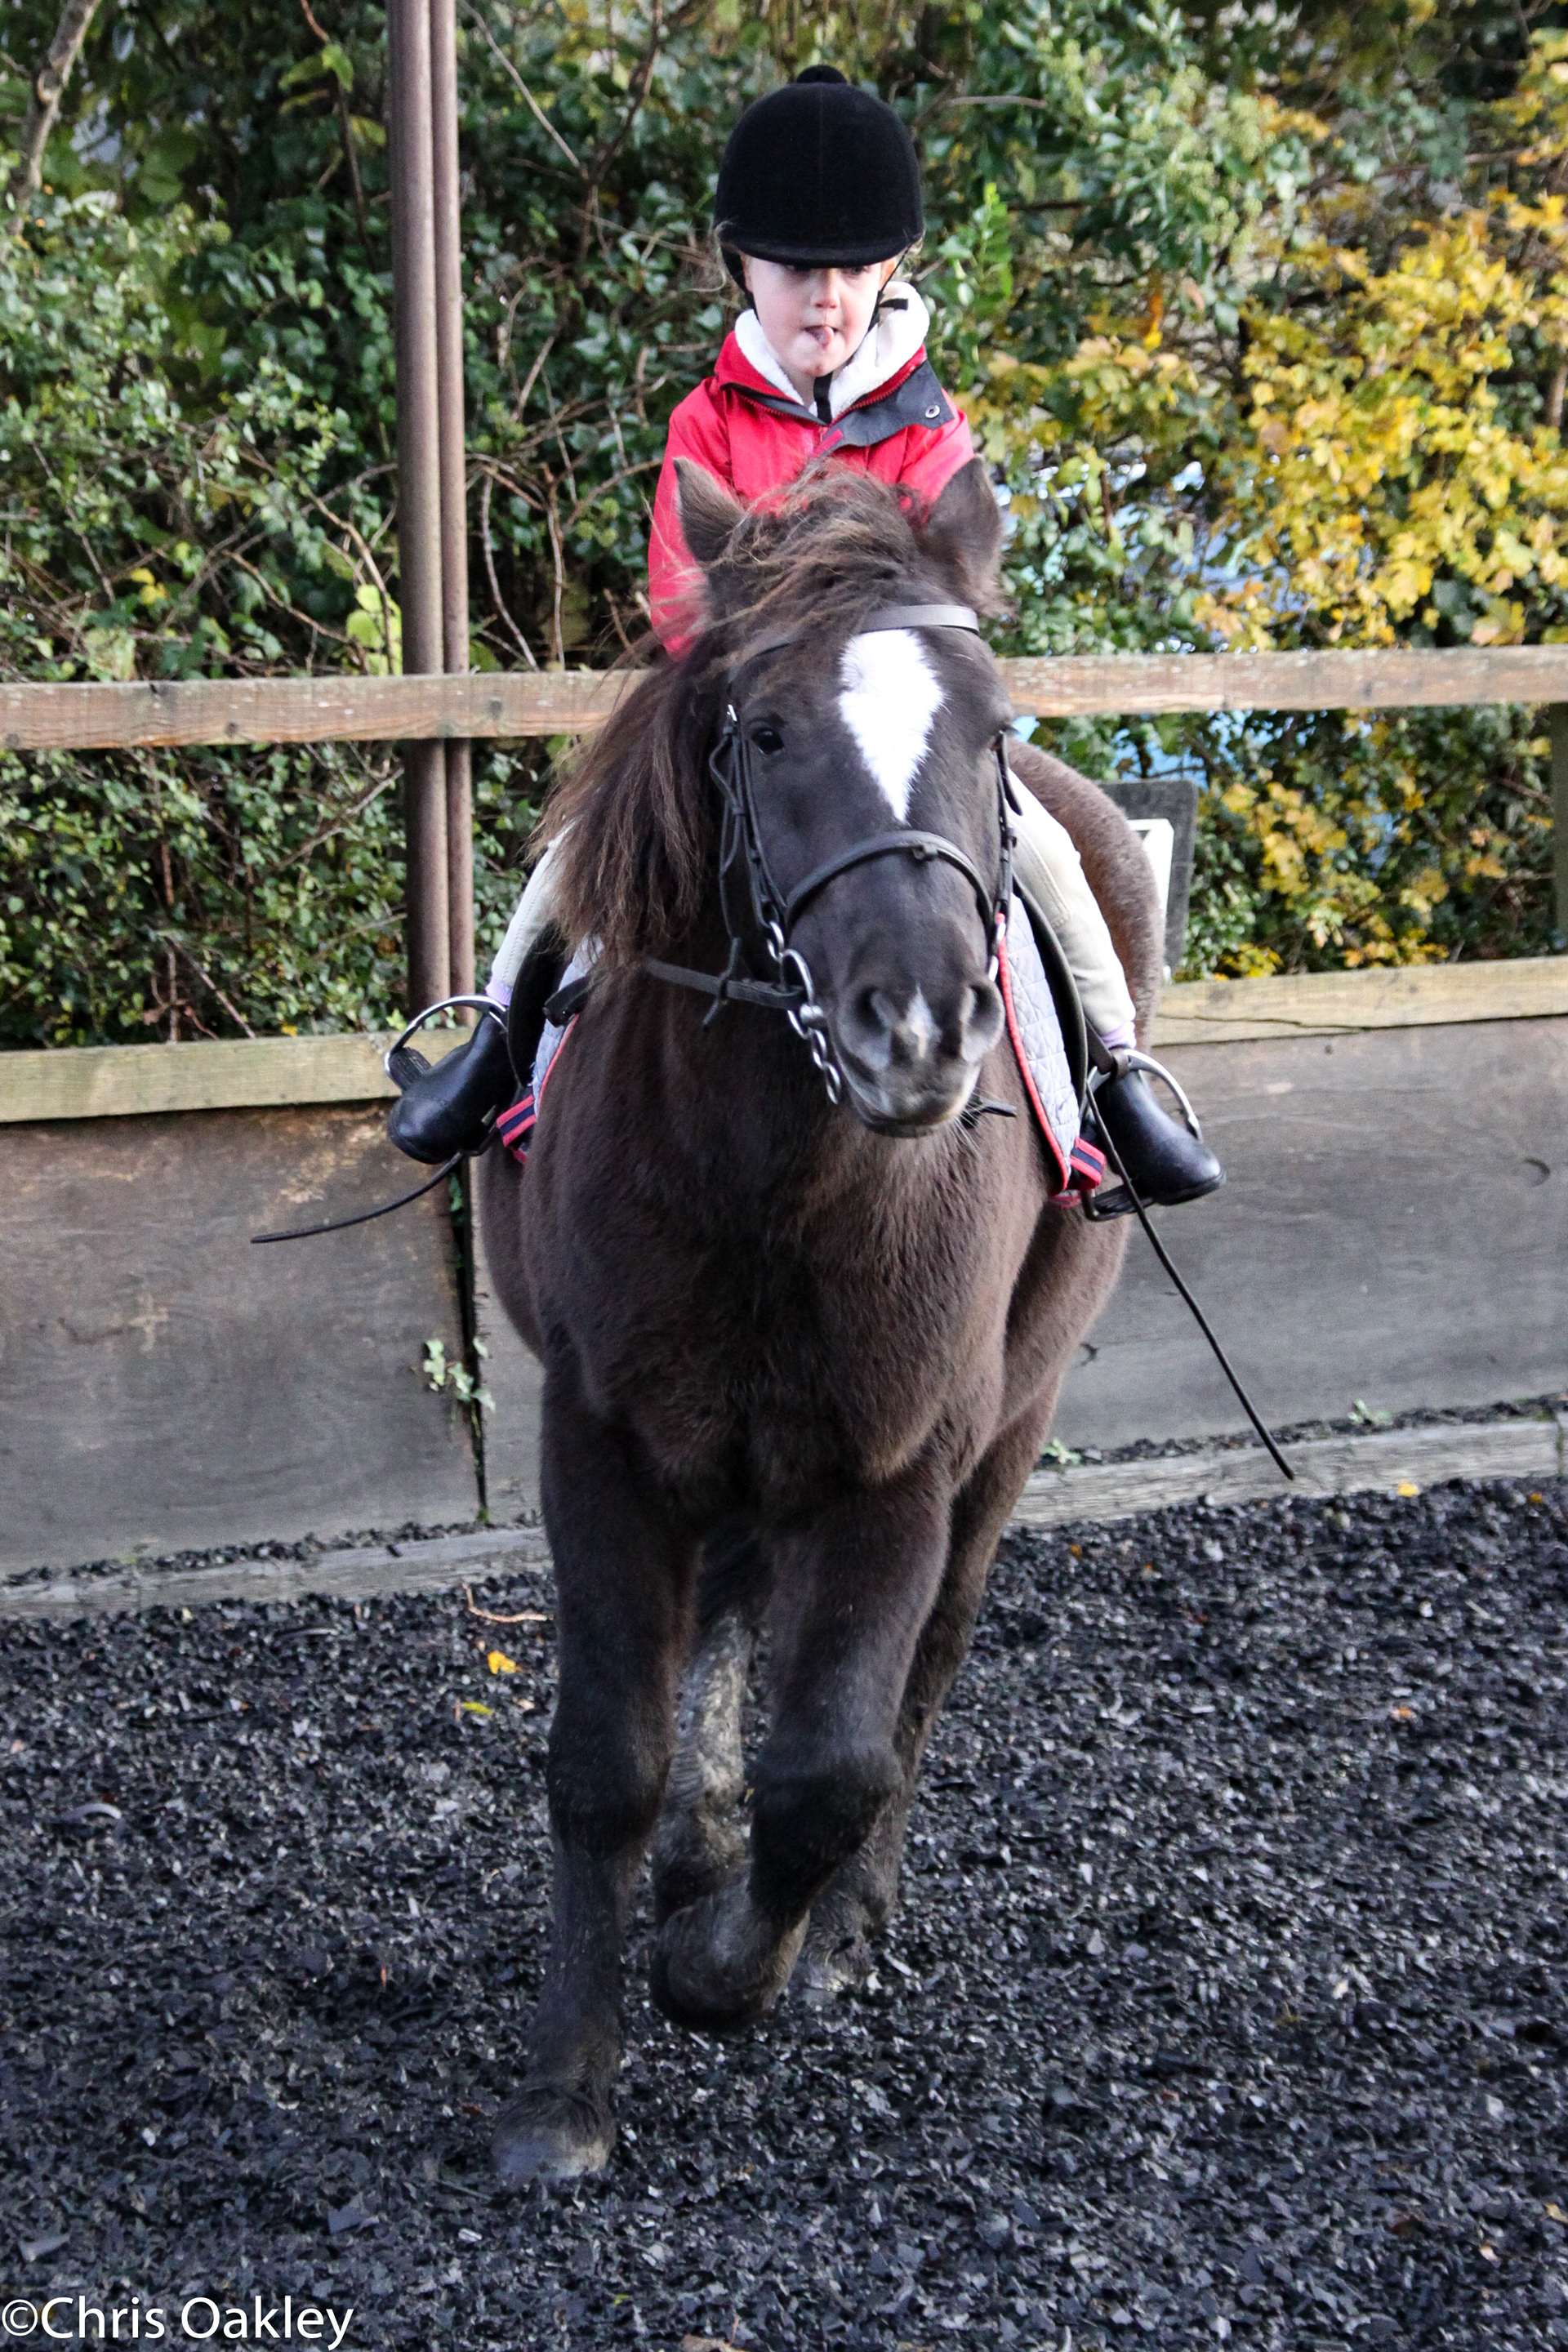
[476,460,1160,2181]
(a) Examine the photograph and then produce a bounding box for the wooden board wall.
[0,1106,479,1573]
[468,1010,1568,1517]
[1054,1016,1568,1449]
[5,960,1566,1126]
[3,991,1564,1573]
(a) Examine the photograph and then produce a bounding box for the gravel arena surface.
[4,1477,1567,2351]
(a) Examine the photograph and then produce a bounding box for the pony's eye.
[750,724,785,756]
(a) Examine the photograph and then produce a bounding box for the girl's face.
[741,255,901,401]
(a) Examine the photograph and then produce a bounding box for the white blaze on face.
[837,629,944,822]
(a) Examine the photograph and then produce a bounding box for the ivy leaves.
[0,0,1561,1045]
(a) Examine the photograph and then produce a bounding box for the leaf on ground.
[18,2230,69,2261]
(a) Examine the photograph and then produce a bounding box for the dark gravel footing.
[3,1478,1566,2350]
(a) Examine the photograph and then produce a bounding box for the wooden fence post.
[430,0,474,1007]
[1552,705,1568,944]
[387,0,449,1013]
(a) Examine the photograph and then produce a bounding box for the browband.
[858,602,980,635]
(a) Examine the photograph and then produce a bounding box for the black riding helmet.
[714,65,923,286]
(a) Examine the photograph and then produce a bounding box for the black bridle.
[644,601,1017,1106]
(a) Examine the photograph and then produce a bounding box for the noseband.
[645,602,1016,1107]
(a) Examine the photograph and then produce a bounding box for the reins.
[251,1150,465,1245]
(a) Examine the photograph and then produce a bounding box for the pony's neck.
[650,888,835,1186]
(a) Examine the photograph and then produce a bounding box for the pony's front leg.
[492,1374,694,2185]
[649,1471,947,2035]
[650,1526,770,1925]
[800,1401,1057,1998]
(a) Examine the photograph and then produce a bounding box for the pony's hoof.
[649,1884,807,2035]
[795,1870,891,2005]
[491,2082,613,2185]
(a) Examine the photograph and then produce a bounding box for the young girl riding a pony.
[389,66,1222,1210]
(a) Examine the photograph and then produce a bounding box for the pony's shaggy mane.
[532,470,993,966]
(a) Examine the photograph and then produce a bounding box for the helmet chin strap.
[869,251,911,327]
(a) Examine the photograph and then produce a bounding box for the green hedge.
[1,741,546,1046]
[0,0,1561,1047]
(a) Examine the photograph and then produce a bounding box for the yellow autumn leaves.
[956,40,1568,975]
[1205,203,1568,653]
[975,190,1568,658]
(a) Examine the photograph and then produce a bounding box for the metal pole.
[387,0,449,1012]
[430,0,474,1005]
[1552,705,1568,944]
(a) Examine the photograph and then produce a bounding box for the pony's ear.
[676,459,745,570]
[919,458,1003,604]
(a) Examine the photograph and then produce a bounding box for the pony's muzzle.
[834,972,1004,1134]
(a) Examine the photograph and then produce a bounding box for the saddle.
[998,885,1106,1202]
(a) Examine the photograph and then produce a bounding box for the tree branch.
[160,933,258,1038]
[457,0,581,174]
[7,0,105,204]
[479,467,540,669]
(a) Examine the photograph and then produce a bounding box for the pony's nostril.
[842,988,898,1073]
[963,981,1005,1058]
[856,989,939,1066]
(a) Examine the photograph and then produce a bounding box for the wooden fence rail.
[8,645,1568,751]
[5,646,1567,932]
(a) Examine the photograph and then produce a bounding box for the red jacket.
[648,297,974,649]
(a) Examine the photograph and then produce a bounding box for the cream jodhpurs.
[485,773,1138,1046]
